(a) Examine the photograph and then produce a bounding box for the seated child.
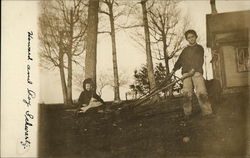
[78,78,105,113]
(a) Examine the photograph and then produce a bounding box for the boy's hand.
[190,69,195,74]
[91,98,98,102]
[182,69,195,78]
[82,104,87,107]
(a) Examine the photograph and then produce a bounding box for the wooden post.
[210,0,218,14]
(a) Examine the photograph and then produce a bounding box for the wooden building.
[206,10,250,94]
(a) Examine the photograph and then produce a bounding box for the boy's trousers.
[182,72,213,116]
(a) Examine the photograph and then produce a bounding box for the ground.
[38,93,248,158]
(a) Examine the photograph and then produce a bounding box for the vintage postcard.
[1,0,250,157]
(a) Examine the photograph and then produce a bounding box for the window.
[236,47,249,72]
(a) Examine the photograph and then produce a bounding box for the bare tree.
[62,0,87,104]
[109,0,157,91]
[141,0,156,90]
[85,0,100,86]
[96,70,129,97]
[148,0,189,74]
[39,0,87,104]
[98,0,122,102]
[96,74,110,97]
[119,0,189,97]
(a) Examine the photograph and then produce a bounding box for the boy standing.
[172,30,213,117]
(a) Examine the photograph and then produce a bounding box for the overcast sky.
[39,0,250,103]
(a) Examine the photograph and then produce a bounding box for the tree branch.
[99,10,110,16]
[98,31,111,34]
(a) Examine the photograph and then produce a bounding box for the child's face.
[186,33,197,45]
[85,83,92,91]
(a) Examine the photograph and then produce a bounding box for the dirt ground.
[38,93,248,158]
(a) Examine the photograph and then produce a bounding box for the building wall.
[206,10,250,47]
[207,11,250,93]
[222,46,249,87]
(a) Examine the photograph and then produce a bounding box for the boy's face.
[186,33,197,45]
[85,83,92,91]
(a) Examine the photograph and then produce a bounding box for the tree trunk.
[162,34,170,74]
[67,51,73,105]
[141,0,156,90]
[108,4,121,102]
[85,0,99,86]
[59,36,68,104]
[162,33,174,97]
[59,63,68,105]
[67,9,73,105]
[210,0,217,14]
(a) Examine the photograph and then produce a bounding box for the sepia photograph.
[1,0,250,157]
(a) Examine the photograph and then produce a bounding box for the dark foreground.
[39,94,248,158]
